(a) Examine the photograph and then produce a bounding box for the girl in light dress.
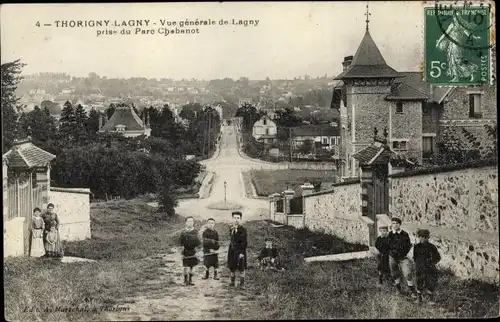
[30,207,45,257]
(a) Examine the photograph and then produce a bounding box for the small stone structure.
[3,138,92,258]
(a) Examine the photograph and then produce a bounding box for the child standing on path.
[227,211,248,289]
[180,216,201,286]
[375,225,391,285]
[413,229,441,304]
[201,218,220,280]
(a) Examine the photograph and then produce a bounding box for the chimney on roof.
[342,55,353,71]
[99,114,103,129]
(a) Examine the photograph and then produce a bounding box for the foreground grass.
[4,199,213,322]
[225,220,500,319]
[249,169,338,196]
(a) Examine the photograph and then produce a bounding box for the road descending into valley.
[174,123,282,223]
[106,124,281,321]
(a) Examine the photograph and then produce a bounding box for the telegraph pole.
[202,110,207,158]
[207,109,212,158]
[289,127,293,162]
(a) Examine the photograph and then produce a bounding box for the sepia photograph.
[1,1,498,320]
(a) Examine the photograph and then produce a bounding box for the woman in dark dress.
[180,216,200,286]
[42,203,64,258]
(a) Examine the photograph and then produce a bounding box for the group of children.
[179,211,282,289]
[375,217,441,304]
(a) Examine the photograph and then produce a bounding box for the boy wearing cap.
[227,211,248,289]
[388,217,418,298]
[375,225,391,284]
[413,229,441,304]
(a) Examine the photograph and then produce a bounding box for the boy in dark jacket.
[388,217,417,298]
[227,211,248,289]
[202,218,220,280]
[258,238,282,270]
[413,229,441,304]
[180,216,201,286]
[375,225,391,284]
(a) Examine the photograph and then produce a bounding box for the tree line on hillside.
[2,60,221,217]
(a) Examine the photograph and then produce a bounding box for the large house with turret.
[331,25,497,178]
[98,105,152,138]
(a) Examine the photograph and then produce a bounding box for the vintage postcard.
[2,1,498,321]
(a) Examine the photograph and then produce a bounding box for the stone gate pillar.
[268,193,281,221]
[300,182,314,213]
[283,189,295,225]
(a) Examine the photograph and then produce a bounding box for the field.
[229,220,500,319]
[3,199,228,322]
[248,169,338,196]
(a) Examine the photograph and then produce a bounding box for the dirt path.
[105,243,262,321]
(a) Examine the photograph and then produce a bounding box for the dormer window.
[115,124,126,133]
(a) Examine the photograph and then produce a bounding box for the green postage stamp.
[424,1,494,86]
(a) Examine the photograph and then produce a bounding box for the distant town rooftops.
[288,124,340,137]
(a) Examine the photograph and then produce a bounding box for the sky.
[1,1,424,80]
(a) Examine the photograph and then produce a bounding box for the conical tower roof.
[99,105,145,132]
[335,29,402,80]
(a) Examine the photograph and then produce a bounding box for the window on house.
[392,140,408,152]
[423,103,431,116]
[263,118,267,125]
[322,137,329,145]
[396,102,404,114]
[469,94,482,118]
[422,136,434,159]
[265,128,270,135]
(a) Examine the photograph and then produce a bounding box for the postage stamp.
[424,1,494,86]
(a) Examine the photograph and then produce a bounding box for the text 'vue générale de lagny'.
[42,19,260,37]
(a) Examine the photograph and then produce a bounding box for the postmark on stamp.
[424,1,495,86]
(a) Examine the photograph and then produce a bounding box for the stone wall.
[391,165,498,232]
[347,85,392,145]
[274,212,285,225]
[303,181,371,245]
[422,102,441,134]
[389,164,499,282]
[49,187,92,241]
[287,214,305,229]
[391,100,423,162]
[441,85,497,120]
[3,217,25,257]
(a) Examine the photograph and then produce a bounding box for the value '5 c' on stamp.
[424,2,493,86]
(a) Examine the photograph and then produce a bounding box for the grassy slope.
[6,202,498,320]
[3,199,228,322]
[225,220,500,319]
[249,169,338,196]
